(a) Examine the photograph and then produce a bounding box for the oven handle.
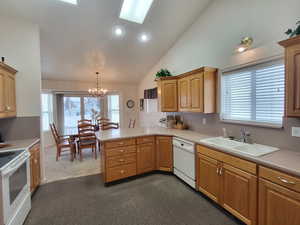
[2,154,29,176]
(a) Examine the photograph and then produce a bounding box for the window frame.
[41,93,54,131]
[107,94,120,123]
[220,57,285,129]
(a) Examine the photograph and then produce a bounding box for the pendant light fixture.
[88,72,108,97]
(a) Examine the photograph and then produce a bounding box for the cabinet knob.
[120,170,125,174]
[119,159,125,162]
[119,149,124,153]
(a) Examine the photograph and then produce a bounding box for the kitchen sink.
[200,137,279,157]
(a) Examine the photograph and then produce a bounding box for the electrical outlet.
[292,127,300,137]
[202,118,206,125]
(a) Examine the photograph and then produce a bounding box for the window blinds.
[221,60,284,126]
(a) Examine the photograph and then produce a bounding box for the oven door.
[2,153,30,225]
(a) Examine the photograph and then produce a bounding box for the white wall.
[0,16,41,117]
[42,79,139,128]
[138,0,300,96]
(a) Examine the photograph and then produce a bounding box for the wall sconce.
[236,37,253,53]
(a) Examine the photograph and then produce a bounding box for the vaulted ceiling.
[0,0,212,83]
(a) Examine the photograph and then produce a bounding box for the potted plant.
[155,69,172,80]
[285,20,300,38]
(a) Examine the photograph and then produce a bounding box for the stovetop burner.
[0,150,23,168]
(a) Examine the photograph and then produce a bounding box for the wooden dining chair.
[96,117,110,126]
[77,123,97,161]
[50,123,75,161]
[100,122,120,130]
[78,119,92,125]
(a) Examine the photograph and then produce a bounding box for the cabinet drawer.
[197,145,257,175]
[259,166,300,193]
[136,136,155,144]
[107,153,136,168]
[105,145,136,157]
[104,138,136,149]
[106,163,137,182]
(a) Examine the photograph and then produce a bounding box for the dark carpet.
[24,173,245,225]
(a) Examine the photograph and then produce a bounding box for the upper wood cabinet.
[0,62,17,118]
[156,136,173,172]
[157,67,217,113]
[279,36,300,117]
[158,79,178,112]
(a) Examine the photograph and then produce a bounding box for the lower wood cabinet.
[156,136,173,172]
[137,142,155,174]
[196,145,257,225]
[258,166,300,225]
[29,142,41,193]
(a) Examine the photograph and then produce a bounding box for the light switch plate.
[292,127,300,137]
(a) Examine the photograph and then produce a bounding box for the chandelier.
[88,72,108,97]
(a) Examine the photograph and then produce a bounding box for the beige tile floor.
[44,146,101,183]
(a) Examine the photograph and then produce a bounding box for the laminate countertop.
[0,138,40,152]
[96,127,300,177]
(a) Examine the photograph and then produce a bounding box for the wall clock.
[126,100,135,109]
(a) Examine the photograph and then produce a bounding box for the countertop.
[0,138,40,152]
[96,127,300,177]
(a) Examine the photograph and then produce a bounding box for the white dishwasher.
[173,137,195,189]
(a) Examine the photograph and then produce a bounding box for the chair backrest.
[50,123,60,144]
[78,119,92,125]
[96,117,110,126]
[78,123,96,144]
[101,122,119,130]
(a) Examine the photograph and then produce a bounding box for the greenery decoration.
[285,21,300,38]
[155,69,172,78]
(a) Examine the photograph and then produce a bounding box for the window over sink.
[221,59,285,127]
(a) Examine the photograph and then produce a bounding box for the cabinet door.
[137,142,155,174]
[5,73,16,114]
[34,149,41,187]
[259,178,300,225]
[221,164,257,225]
[285,44,300,117]
[160,80,178,112]
[30,153,35,192]
[178,77,190,111]
[0,72,5,114]
[156,136,173,171]
[197,153,221,203]
[189,73,204,112]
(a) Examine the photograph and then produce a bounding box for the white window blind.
[221,60,285,126]
[42,93,53,131]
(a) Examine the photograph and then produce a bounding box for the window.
[221,60,285,127]
[108,95,120,123]
[42,93,53,131]
[63,96,101,133]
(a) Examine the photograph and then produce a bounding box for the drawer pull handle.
[120,170,125,174]
[219,167,223,176]
[119,142,124,145]
[119,149,124,153]
[119,159,125,162]
[278,177,296,185]
[216,168,219,175]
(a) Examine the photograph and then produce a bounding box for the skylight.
[59,0,78,5]
[119,0,154,24]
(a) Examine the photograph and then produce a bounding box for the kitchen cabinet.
[156,136,173,172]
[259,166,300,225]
[137,142,155,174]
[158,79,178,112]
[157,67,217,113]
[178,68,217,113]
[279,36,300,117]
[0,62,17,118]
[29,142,41,193]
[196,145,257,225]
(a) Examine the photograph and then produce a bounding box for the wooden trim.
[157,66,217,81]
[279,35,300,47]
[0,62,17,74]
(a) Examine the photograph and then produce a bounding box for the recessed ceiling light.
[58,0,78,5]
[115,28,123,36]
[120,0,154,24]
[139,33,150,42]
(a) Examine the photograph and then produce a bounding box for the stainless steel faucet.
[239,128,252,144]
